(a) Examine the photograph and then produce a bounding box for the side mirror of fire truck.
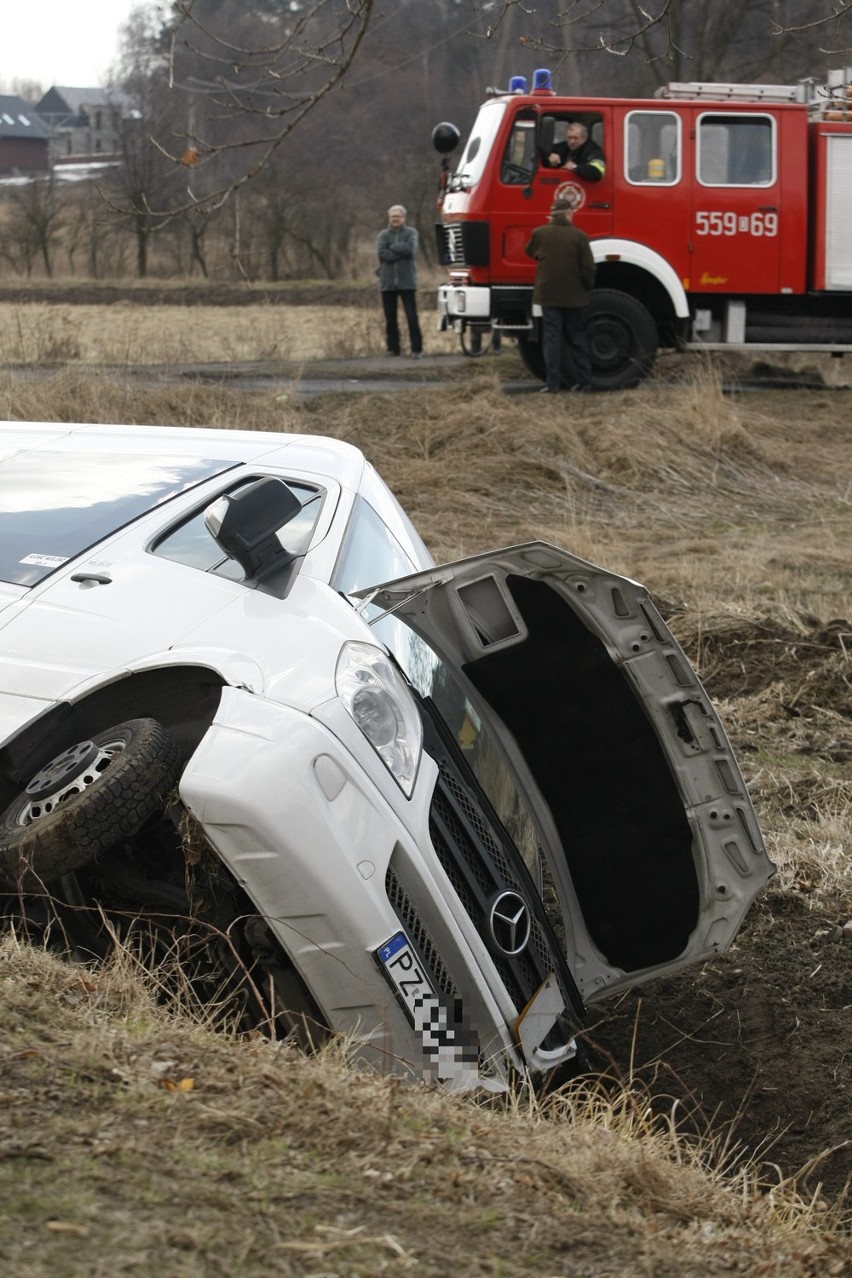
[432,122,461,155]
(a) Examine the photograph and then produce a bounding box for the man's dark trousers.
[542,305,592,391]
[382,289,422,355]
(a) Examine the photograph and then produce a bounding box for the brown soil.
[587,612,852,1204]
[588,889,851,1200]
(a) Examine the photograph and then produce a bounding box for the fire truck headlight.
[456,292,467,314]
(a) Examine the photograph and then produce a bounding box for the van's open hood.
[356,541,774,1002]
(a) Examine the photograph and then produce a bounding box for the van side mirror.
[205,477,301,587]
[539,115,555,156]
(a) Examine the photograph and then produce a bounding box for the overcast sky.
[2,1,156,93]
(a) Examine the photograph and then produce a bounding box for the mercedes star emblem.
[489,890,531,956]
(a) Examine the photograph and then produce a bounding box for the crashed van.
[0,422,774,1090]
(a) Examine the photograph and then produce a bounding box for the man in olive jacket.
[525,200,596,392]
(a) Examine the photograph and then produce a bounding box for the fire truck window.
[697,114,774,186]
[541,116,604,170]
[625,111,680,184]
[501,118,537,184]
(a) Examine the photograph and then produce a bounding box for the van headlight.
[335,642,423,797]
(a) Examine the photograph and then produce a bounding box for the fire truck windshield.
[450,100,506,190]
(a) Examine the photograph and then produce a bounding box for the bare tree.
[62,183,130,278]
[2,177,64,278]
[771,1,852,53]
[240,154,358,280]
[96,5,186,276]
[1,77,44,105]
[115,0,374,220]
[468,0,849,90]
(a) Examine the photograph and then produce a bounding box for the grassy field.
[1,298,850,1274]
[0,282,461,365]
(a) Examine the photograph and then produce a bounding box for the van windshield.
[451,100,506,189]
[0,449,234,587]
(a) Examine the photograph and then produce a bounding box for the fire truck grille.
[435,220,489,267]
[441,223,464,264]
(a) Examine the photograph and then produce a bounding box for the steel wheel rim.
[17,737,127,826]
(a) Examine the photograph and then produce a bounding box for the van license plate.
[376,931,436,1023]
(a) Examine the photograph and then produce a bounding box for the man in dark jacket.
[525,200,596,393]
[547,122,606,182]
[376,204,423,357]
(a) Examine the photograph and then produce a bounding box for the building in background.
[36,86,130,168]
[0,95,50,175]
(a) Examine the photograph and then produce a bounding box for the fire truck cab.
[433,68,852,389]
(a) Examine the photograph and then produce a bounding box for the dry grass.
[293,357,852,620]
[0,299,460,364]
[2,305,851,1270]
[1,934,848,1277]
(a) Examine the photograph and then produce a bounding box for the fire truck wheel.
[461,325,494,356]
[517,333,551,383]
[584,290,657,390]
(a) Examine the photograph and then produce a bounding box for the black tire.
[518,292,657,391]
[517,331,547,382]
[460,325,493,357]
[0,719,181,888]
[518,326,585,389]
[584,289,657,390]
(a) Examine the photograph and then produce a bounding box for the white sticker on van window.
[20,553,68,567]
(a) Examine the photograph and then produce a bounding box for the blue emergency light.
[509,75,527,93]
[533,68,552,90]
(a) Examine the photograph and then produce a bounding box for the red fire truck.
[432,67,852,389]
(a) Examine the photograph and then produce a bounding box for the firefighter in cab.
[547,122,606,182]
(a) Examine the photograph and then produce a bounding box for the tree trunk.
[136,221,148,278]
[190,227,208,278]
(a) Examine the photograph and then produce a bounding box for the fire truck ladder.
[657,68,852,119]
[656,81,806,104]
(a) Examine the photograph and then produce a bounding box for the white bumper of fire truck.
[437,284,491,329]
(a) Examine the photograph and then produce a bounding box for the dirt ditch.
[588,613,852,1203]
